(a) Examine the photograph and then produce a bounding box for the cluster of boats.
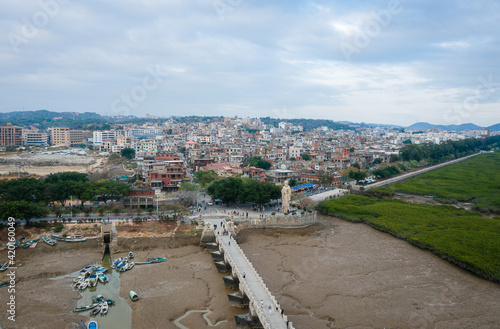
[111,253,167,273]
[5,235,86,250]
[73,265,109,290]
[73,294,115,316]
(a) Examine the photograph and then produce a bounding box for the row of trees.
[400,136,500,162]
[0,172,130,206]
[206,177,282,205]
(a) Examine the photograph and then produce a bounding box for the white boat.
[100,301,108,314]
[66,235,86,242]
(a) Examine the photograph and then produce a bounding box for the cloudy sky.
[1,0,499,126]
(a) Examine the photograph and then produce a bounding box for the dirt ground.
[0,164,91,176]
[238,215,500,329]
[117,237,243,329]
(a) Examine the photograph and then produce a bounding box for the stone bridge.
[201,218,295,329]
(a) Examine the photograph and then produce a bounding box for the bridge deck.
[205,218,290,329]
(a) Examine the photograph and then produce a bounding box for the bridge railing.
[214,222,295,329]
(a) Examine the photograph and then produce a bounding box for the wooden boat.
[111,257,127,268]
[100,301,109,314]
[73,303,98,312]
[65,235,86,242]
[22,238,40,248]
[88,320,98,329]
[90,305,101,316]
[0,281,10,288]
[78,279,89,290]
[30,242,38,248]
[135,261,152,265]
[6,239,21,249]
[92,295,115,305]
[147,257,167,263]
[128,251,134,258]
[42,236,57,246]
[97,273,109,283]
[0,261,10,272]
[129,290,139,301]
[89,274,98,287]
[50,235,66,241]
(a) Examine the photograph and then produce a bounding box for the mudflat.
[239,214,500,329]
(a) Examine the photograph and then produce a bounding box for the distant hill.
[406,122,483,131]
[488,123,500,132]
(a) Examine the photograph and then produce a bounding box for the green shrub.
[54,223,64,232]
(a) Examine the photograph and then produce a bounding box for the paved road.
[204,217,290,329]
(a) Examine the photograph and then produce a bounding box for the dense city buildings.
[2,115,497,193]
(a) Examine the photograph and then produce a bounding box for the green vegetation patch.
[318,194,500,282]
[374,151,500,212]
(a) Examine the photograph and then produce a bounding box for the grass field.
[318,194,500,282]
[373,151,500,212]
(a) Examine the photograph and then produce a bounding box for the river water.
[57,246,133,328]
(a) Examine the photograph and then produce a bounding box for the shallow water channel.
[60,247,132,328]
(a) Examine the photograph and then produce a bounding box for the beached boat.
[30,242,37,248]
[147,257,167,263]
[50,235,66,241]
[134,261,152,265]
[119,262,135,272]
[111,257,127,268]
[6,239,21,249]
[100,301,108,314]
[128,251,134,258]
[65,235,86,242]
[88,320,98,329]
[89,274,98,288]
[0,262,10,272]
[73,303,98,312]
[42,236,57,246]
[97,273,109,283]
[22,238,40,248]
[78,279,89,290]
[92,295,115,305]
[0,281,10,288]
[129,291,139,301]
[90,305,101,316]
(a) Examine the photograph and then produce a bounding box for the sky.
[0,0,499,127]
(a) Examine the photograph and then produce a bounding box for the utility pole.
[70,195,73,217]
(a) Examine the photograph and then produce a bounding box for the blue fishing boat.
[87,321,98,329]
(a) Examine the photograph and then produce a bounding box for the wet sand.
[2,215,499,329]
[239,215,500,328]
[116,237,241,329]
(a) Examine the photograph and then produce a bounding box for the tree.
[348,170,367,182]
[243,156,272,170]
[288,178,298,187]
[194,170,219,188]
[301,153,311,161]
[389,154,400,163]
[206,178,243,204]
[44,172,88,184]
[352,162,361,169]
[121,148,136,159]
[179,182,199,191]
[290,157,296,161]
[317,171,335,187]
[0,201,48,226]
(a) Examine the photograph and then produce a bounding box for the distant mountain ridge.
[0,110,498,131]
[406,122,485,131]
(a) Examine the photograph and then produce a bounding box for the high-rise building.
[0,124,23,146]
[50,127,70,146]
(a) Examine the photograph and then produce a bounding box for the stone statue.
[281,180,291,213]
